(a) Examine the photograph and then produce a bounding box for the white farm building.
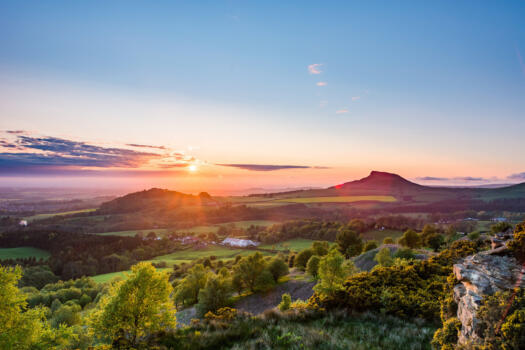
[222,238,259,247]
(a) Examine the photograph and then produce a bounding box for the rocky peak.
[453,234,524,345]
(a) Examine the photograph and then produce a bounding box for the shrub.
[294,249,314,270]
[383,237,394,244]
[398,229,420,249]
[311,241,330,256]
[278,293,292,311]
[394,248,415,260]
[267,257,289,282]
[374,248,393,267]
[255,270,275,292]
[508,223,525,261]
[431,317,461,350]
[306,255,321,278]
[363,240,378,253]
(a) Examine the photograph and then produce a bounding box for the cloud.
[5,130,26,134]
[0,132,196,174]
[416,176,449,181]
[508,172,525,181]
[336,108,349,114]
[351,96,361,101]
[308,63,323,74]
[217,164,311,171]
[127,143,166,150]
[316,82,327,87]
[416,176,490,182]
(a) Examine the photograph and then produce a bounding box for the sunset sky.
[1,1,525,194]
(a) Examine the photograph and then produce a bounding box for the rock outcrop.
[453,248,525,344]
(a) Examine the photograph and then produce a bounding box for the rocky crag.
[452,232,525,345]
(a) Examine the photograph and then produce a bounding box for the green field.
[24,208,97,222]
[0,247,51,260]
[259,238,316,252]
[275,195,397,204]
[91,268,171,284]
[95,228,172,237]
[93,220,279,237]
[361,229,403,242]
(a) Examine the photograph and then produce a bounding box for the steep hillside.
[98,188,216,214]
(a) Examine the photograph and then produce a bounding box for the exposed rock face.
[453,250,525,344]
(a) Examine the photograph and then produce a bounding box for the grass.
[0,247,51,260]
[95,228,172,237]
[24,208,96,222]
[179,311,435,349]
[93,220,279,237]
[275,195,397,204]
[145,246,248,267]
[259,238,317,252]
[361,229,403,242]
[91,268,171,284]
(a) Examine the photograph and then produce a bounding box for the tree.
[374,247,393,267]
[398,229,420,249]
[90,262,176,346]
[196,274,231,316]
[348,219,367,233]
[336,228,363,258]
[311,241,330,256]
[306,255,321,278]
[255,269,275,292]
[267,257,289,282]
[362,240,378,253]
[294,249,314,270]
[491,221,512,234]
[174,264,209,306]
[383,237,394,244]
[314,249,347,297]
[232,252,267,292]
[0,266,46,349]
[278,293,292,311]
[425,233,444,252]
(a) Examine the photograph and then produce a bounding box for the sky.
[1,1,525,194]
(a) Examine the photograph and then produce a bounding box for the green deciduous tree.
[374,247,393,267]
[196,274,231,316]
[0,266,45,349]
[311,241,330,256]
[362,240,378,253]
[306,255,321,278]
[267,257,289,282]
[336,228,363,258]
[232,252,267,293]
[174,264,209,306]
[294,249,314,270]
[398,229,421,249]
[314,249,348,298]
[89,262,176,347]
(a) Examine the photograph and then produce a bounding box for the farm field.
[93,220,279,237]
[146,245,275,267]
[0,247,51,260]
[361,229,404,242]
[91,268,171,284]
[275,195,397,204]
[259,238,316,252]
[24,208,97,222]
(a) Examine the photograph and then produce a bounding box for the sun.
[188,164,198,173]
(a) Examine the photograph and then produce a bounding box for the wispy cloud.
[508,172,525,181]
[218,164,314,171]
[336,108,349,114]
[127,143,166,150]
[416,176,491,182]
[308,63,323,74]
[316,82,327,87]
[0,132,197,174]
[351,96,361,101]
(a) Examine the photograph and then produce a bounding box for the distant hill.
[99,188,215,214]
[252,171,525,204]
